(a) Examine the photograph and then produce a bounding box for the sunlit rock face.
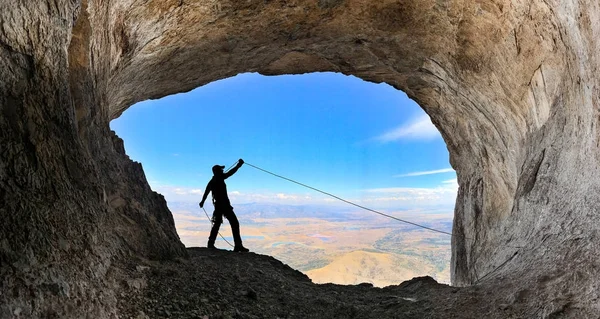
[1,0,599,316]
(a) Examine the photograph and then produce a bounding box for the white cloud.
[373,114,440,143]
[359,182,458,208]
[151,181,457,210]
[276,193,299,200]
[173,188,189,195]
[364,186,455,195]
[394,168,455,177]
[151,186,205,202]
[152,185,315,205]
[441,178,459,191]
[232,192,312,203]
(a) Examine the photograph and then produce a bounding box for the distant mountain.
[168,201,359,220]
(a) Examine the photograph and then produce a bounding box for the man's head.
[212,165,225,176]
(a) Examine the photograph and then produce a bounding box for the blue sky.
[110,72,457,210]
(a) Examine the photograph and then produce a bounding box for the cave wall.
[1,1,186,317]
[1,0,599,316]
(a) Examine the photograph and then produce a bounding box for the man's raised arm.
[224,159,244,179]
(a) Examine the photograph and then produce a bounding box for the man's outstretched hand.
[199,201,204,208]
[238,158,244,165]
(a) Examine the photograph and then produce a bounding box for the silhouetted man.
[200,159,249,252]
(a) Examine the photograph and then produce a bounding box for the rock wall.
[0,1,186,317]
[1,0,599,316]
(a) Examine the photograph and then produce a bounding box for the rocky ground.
[116,248,534,319]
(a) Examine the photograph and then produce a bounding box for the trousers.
[208,207,243,247]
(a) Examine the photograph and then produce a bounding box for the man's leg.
[207,212,223,248]
[224,210,248,252]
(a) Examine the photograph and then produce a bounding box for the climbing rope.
[202,159,523,267]
[243,161,532,284]
[242,161,527,283]
[201,206,235,247]
[244,161,455,236]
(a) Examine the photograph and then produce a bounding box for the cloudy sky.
[110,72,457,210]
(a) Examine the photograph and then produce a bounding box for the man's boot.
[207,235,218,250]
[207,240,219,250]
[233,245,249,252]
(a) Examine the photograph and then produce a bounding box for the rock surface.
[117,248,558,319]
[1,0,600,317]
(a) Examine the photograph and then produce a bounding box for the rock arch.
[1,0,599,316]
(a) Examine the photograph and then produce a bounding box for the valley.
[171,202,452,287]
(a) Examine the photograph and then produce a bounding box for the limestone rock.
[1,0,599,317]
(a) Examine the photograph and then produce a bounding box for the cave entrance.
[110,72,456,286]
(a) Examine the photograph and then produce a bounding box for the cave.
[112,71,456,286]
[1,0,599,317]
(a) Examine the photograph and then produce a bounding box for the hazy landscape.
[171,202,452,287]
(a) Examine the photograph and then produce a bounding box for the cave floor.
[116,248,534,319]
